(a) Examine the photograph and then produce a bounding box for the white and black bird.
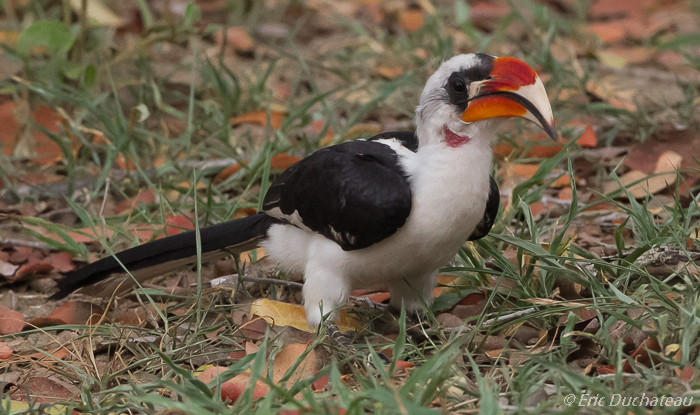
[51,53,556,327]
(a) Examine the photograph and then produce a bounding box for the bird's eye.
[450,78,467,93]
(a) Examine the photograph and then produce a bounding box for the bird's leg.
[302,260,350,328]
[387,272,437,317]
[386,273,437,343]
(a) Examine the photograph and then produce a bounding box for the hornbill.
[51,53,556,327]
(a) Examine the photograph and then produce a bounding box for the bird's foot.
[381,305,431,344]
[323,320,390,372]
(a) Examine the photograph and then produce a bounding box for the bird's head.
[416,53,556,148]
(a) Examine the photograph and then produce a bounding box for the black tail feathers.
[50,213,276,300]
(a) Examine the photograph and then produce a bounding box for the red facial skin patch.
[460,95,527,123]
[481,56,538,93]
[444,126,470,148]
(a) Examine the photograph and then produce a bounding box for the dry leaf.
[679,366,695,382]
[221,372,270,403]
[27,348,69,361]
[450,292,487,319]
[22,224,114,245]
[604,151,682,198]
[0,102,65,165]
[48,252,76,273]
[8,247,33,264]
[238,316,271,340]
[214,27,254,52]
[69,0,124,26]
[214,153,299,185]
[623,337,661,372]
[0,259,19,278]
[374,65,404,79]
[401,9,424,32]
[309,119,334,145]
[343,123,382,140]
[366,292,391,303]
[250,298,360,333]
[230,111,285,129]
[115,189,157,214]
[595,365,616,375]
[586,22,627,43]
[0,345,12,359]
[245,341,259,355]
[529,201,545,219]
[233,207,258,219]
[577,125,597,148]
[433,274,459,297]
[501,163,570,188]
[0,30,20,48]
[311,374,328,392]
[470,1,511,21]
[115,303,167,327]
[270,154,302,171]
[12,260,53,282]
[484,349,504,359]
[31,301,104,327]
[624,129,700,174]
[196,365,227,384]
[558,188,573,201]
[272,343,317,384]
[17,377,75,403]
[164,214,195,237]
[0,306,25,335]
[213,164,242,185]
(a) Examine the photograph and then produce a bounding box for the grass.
[1,0,700,414]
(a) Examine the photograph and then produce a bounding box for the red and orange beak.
[461,57,556,140]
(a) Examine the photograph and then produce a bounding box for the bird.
[50,53,556,328]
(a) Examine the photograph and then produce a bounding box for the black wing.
[367,131,418,152]
[467,175,499,241]
[263,140,412,251]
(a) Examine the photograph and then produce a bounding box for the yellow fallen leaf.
[269,103,288,113]
[250,298,360,333]
[433,274,459,297]
[239,247,265,264]
[596,50,627,69]
[664,344,680,356]
[6,401,29,411]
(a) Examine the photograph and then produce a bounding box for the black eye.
[446,73,470,109]
[450,78,466,93]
